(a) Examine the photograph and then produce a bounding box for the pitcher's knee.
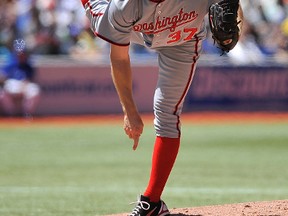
[154,111,181,138]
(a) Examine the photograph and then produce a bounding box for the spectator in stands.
[0,46,41,117]
[225,0,288,63]
[227,19,266,64]
[0,0,18,50]
[277,17,288,60]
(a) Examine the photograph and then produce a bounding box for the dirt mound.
[106,200,288,216]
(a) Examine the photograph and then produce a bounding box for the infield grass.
[0,116,288,216]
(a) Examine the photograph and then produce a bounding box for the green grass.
[0,119,288,215]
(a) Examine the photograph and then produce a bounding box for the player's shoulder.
[109,0,141,22]
[111,0,138,10]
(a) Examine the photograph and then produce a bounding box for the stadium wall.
[1,62,287,115]
[35,65,158,115]
[33,64,288,115]
[185,66,288,112]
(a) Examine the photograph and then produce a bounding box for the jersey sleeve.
[89,0,137,46]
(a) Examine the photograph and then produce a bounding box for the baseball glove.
[209,0,241,53]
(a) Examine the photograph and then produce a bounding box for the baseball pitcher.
[80,0,243,215]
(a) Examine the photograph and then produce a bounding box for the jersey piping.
[173,35,200,137]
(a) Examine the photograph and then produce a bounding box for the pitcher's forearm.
[110,55,138,116]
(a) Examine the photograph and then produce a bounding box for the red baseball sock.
[81,0,89,7]
[144,136,180,202]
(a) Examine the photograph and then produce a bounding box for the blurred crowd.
[226,0,288,64]
[0,0,287,64]
[0,0,93,56]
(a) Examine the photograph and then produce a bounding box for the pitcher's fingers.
[124,127,133,139]
[132,136,139,150]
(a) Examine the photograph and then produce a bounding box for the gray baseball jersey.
[83,0,220,138]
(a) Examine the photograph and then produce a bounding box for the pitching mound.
[106,200,288,216]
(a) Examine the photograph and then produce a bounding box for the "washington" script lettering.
[133,8,198,34]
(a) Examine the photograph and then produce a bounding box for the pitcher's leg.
[154,44,200,138]
[144,41,202,202]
